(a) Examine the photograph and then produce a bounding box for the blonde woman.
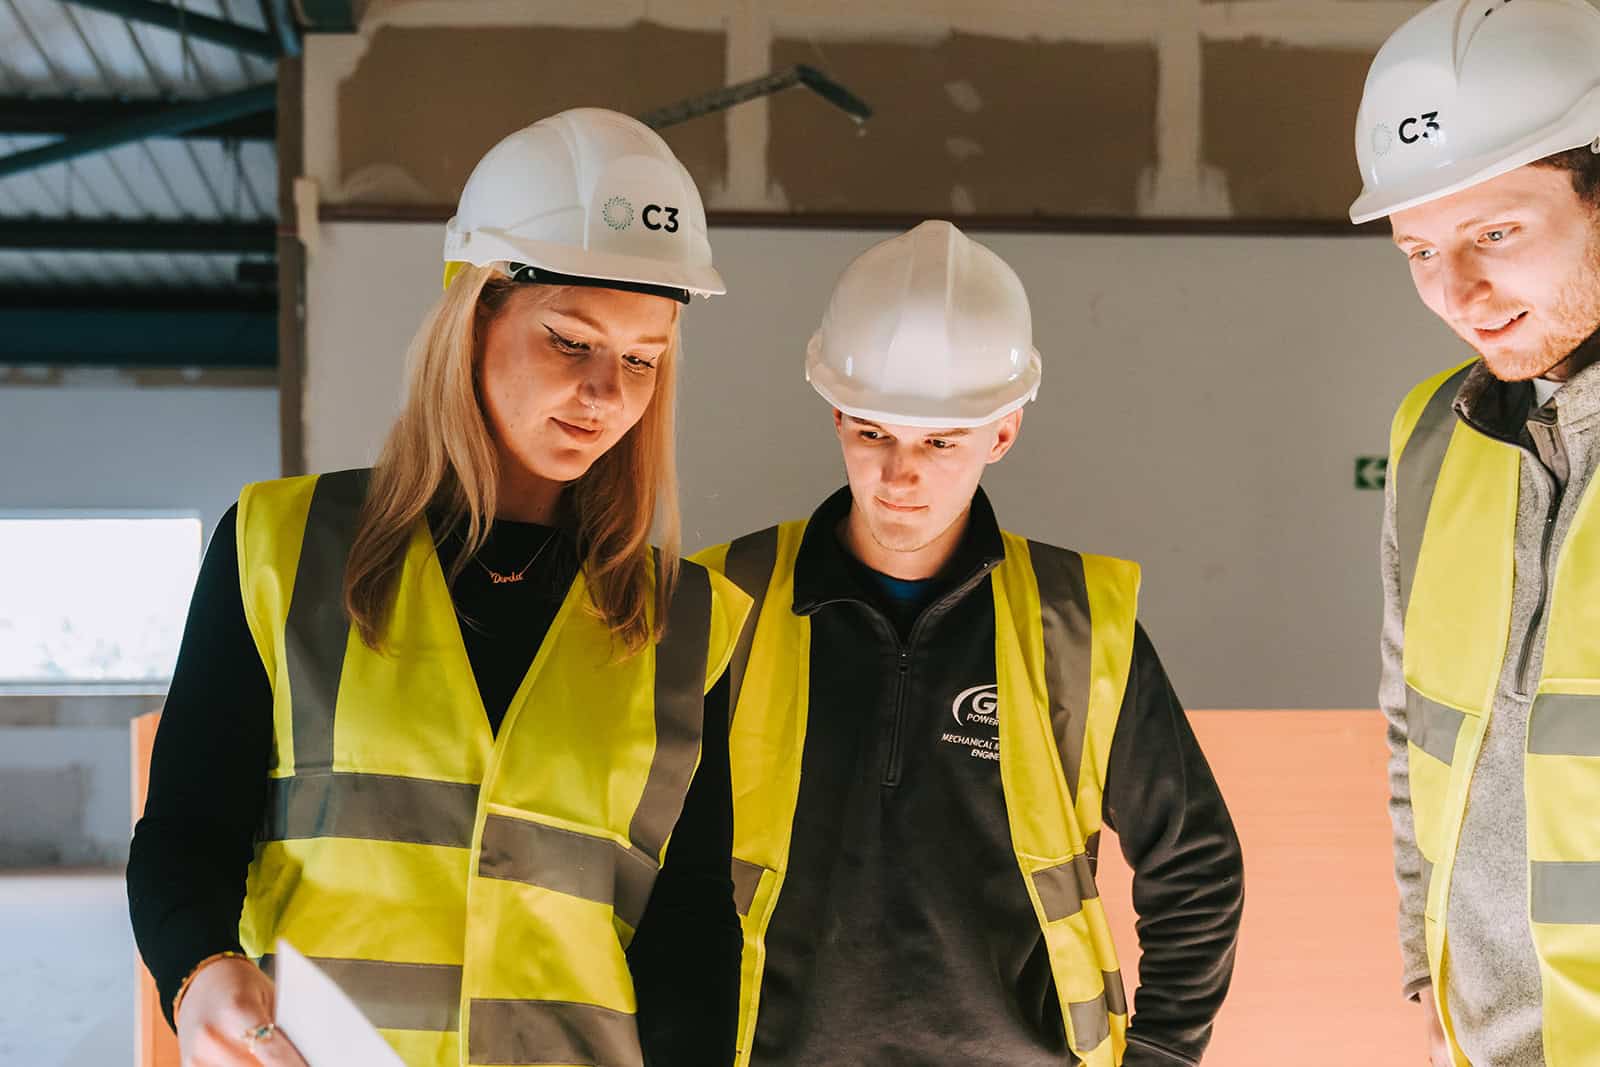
[128,109,751,1067]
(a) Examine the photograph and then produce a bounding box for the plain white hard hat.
[806,220,1042,429]
[1350,0,1600,224]
[443,107,725,299]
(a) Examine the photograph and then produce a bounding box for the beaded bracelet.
[171,950,248,1020]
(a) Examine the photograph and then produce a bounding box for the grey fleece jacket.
[1380,356,1600,1066]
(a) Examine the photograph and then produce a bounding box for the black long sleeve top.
[126,504,739,1066]
[745,487,1243,1066]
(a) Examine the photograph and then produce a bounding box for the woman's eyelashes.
[544,325,589,354]
[545,324,657,372]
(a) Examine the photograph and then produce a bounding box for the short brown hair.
[1534,144,1600,209]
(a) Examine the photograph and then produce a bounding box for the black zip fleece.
[747,487,1242,1067]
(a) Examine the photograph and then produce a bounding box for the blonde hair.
[343,263,681,654]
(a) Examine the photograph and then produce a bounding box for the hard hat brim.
[1350,85,1600,224]
[806,344,1042,429]
[443,223,726,298]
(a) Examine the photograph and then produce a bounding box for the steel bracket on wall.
[639,64,871,130]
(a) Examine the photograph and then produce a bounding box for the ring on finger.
[242,1022,277,1052]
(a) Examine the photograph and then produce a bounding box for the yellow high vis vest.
[233,470,750,1067]
[695,521,1141,1066]
[1390,362,1600,1067]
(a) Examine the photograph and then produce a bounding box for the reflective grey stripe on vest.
[468,999,642,1067]
[1066,971,1128,1054]
[722,525,779,720]
[283,467,371,772]
[1033,852,1098,923]
[1531,861,1600,924]
[1395,365,1472,615]
[266,772,479,846]
[1028,541,1094,803]
[478,813,658,930]
[720,528,783,916]
[626,555,713,867]
[731,857,764,917]
[1028,542,1128,1058]
[1407,688,1467,767]
[1527,694,1600,924]
[1528,693,1600,756]
[259,954,461,1031]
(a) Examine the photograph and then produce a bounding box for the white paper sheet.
[273,939,408,1067]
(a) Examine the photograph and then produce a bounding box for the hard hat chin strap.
[507,263,690,305]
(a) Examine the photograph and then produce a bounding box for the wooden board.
[132,711,181,1067]
[1097,709,1427,1062]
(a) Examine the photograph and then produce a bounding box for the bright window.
[0,515,202,685]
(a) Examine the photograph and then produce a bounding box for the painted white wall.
[0,385,281,538]
[305,222,1464,709]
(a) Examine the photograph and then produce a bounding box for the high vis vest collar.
[234,469,750,1066]
[695,518,1141,1066]
[1391,363,1600,1067]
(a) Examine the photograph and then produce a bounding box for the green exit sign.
[1355,456,1388,490]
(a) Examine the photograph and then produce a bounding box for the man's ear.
[988,409,1023,463]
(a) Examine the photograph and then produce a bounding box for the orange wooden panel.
[132,711,181,1067]
[1097,709,1426,1065]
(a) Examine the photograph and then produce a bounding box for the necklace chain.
[474,530,557,585]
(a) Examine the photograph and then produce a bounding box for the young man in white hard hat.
[1356,2,1600,1064]
[694,221,1243,1066]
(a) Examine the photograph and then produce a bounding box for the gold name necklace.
[474,530,557,585]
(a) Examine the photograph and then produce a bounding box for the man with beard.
[694,221,1243,1066]
[1353,2,1600,1064]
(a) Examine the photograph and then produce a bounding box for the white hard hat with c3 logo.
[1350,0,1600,224]
[442,107,725,300]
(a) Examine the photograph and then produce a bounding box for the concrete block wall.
[304,0,1427,222]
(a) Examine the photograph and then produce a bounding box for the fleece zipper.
[869,562,1001,787]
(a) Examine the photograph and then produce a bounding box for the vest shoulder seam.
[1392,360,1474,459]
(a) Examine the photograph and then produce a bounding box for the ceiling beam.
[62,0,280,59]
[0,218,275,253]
[293,0,354,33]
[0,85,275,180]
[0,287,276,367]
[0,96,274,141]
[260,0,301,57]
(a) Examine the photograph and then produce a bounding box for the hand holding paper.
[273,941,408,1067]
